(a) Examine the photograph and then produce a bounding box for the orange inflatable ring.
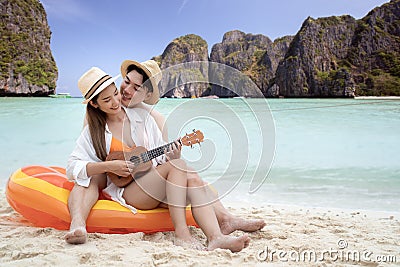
[6,165,197,234]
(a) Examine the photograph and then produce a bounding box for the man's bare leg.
[187,175,266,234]
[187,176,250,252]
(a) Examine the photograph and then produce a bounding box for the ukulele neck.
[139,139,182,163]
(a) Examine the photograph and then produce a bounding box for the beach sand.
[0,192,399,266]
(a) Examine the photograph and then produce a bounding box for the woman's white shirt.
[66,107,166,187]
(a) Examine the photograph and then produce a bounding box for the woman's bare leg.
[163,160,200,247]
[65,174,107,244]
[123,160,204,249]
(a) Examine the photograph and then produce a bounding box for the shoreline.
[1,192,399,266]
[223,199,400,218]
[354,96,400,100]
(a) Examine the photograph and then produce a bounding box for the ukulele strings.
[136,141,175,164]
[134,137,187,164]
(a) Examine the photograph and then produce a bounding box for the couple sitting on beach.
[65,59,265,252]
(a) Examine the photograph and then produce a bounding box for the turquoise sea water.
[0,97,399,212]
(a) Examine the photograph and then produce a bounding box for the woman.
[66,66,251,252]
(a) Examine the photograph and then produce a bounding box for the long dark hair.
[86,94,107,161]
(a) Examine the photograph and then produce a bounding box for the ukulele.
[106,129,204,187]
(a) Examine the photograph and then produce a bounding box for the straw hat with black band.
[78,67,120,104]
[120,59,161,105]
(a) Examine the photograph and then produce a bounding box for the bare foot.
[65,227,87,244]
[220,216,266,235]
[207,234,250,253]
[174,237,206,250]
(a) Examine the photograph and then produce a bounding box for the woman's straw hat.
[120,60,161,105]
[78,67,120,104]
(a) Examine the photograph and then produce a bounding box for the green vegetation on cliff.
[161,34,208,64]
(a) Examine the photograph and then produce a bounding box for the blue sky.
[39,0,389,96]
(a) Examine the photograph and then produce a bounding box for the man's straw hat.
[120,60,161,105]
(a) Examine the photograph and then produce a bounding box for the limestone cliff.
[272,0,400,97]
[152,34,209,98]
[0,0,57,96]
[274,15,358,97]
[348,0,400,96]
[209,30,292,97]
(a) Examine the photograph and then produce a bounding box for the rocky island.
[0,0,57,96]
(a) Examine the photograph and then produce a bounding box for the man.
[119,59,266,235]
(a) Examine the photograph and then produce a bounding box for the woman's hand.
[165,140,181,160]
[106,160,135,177]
